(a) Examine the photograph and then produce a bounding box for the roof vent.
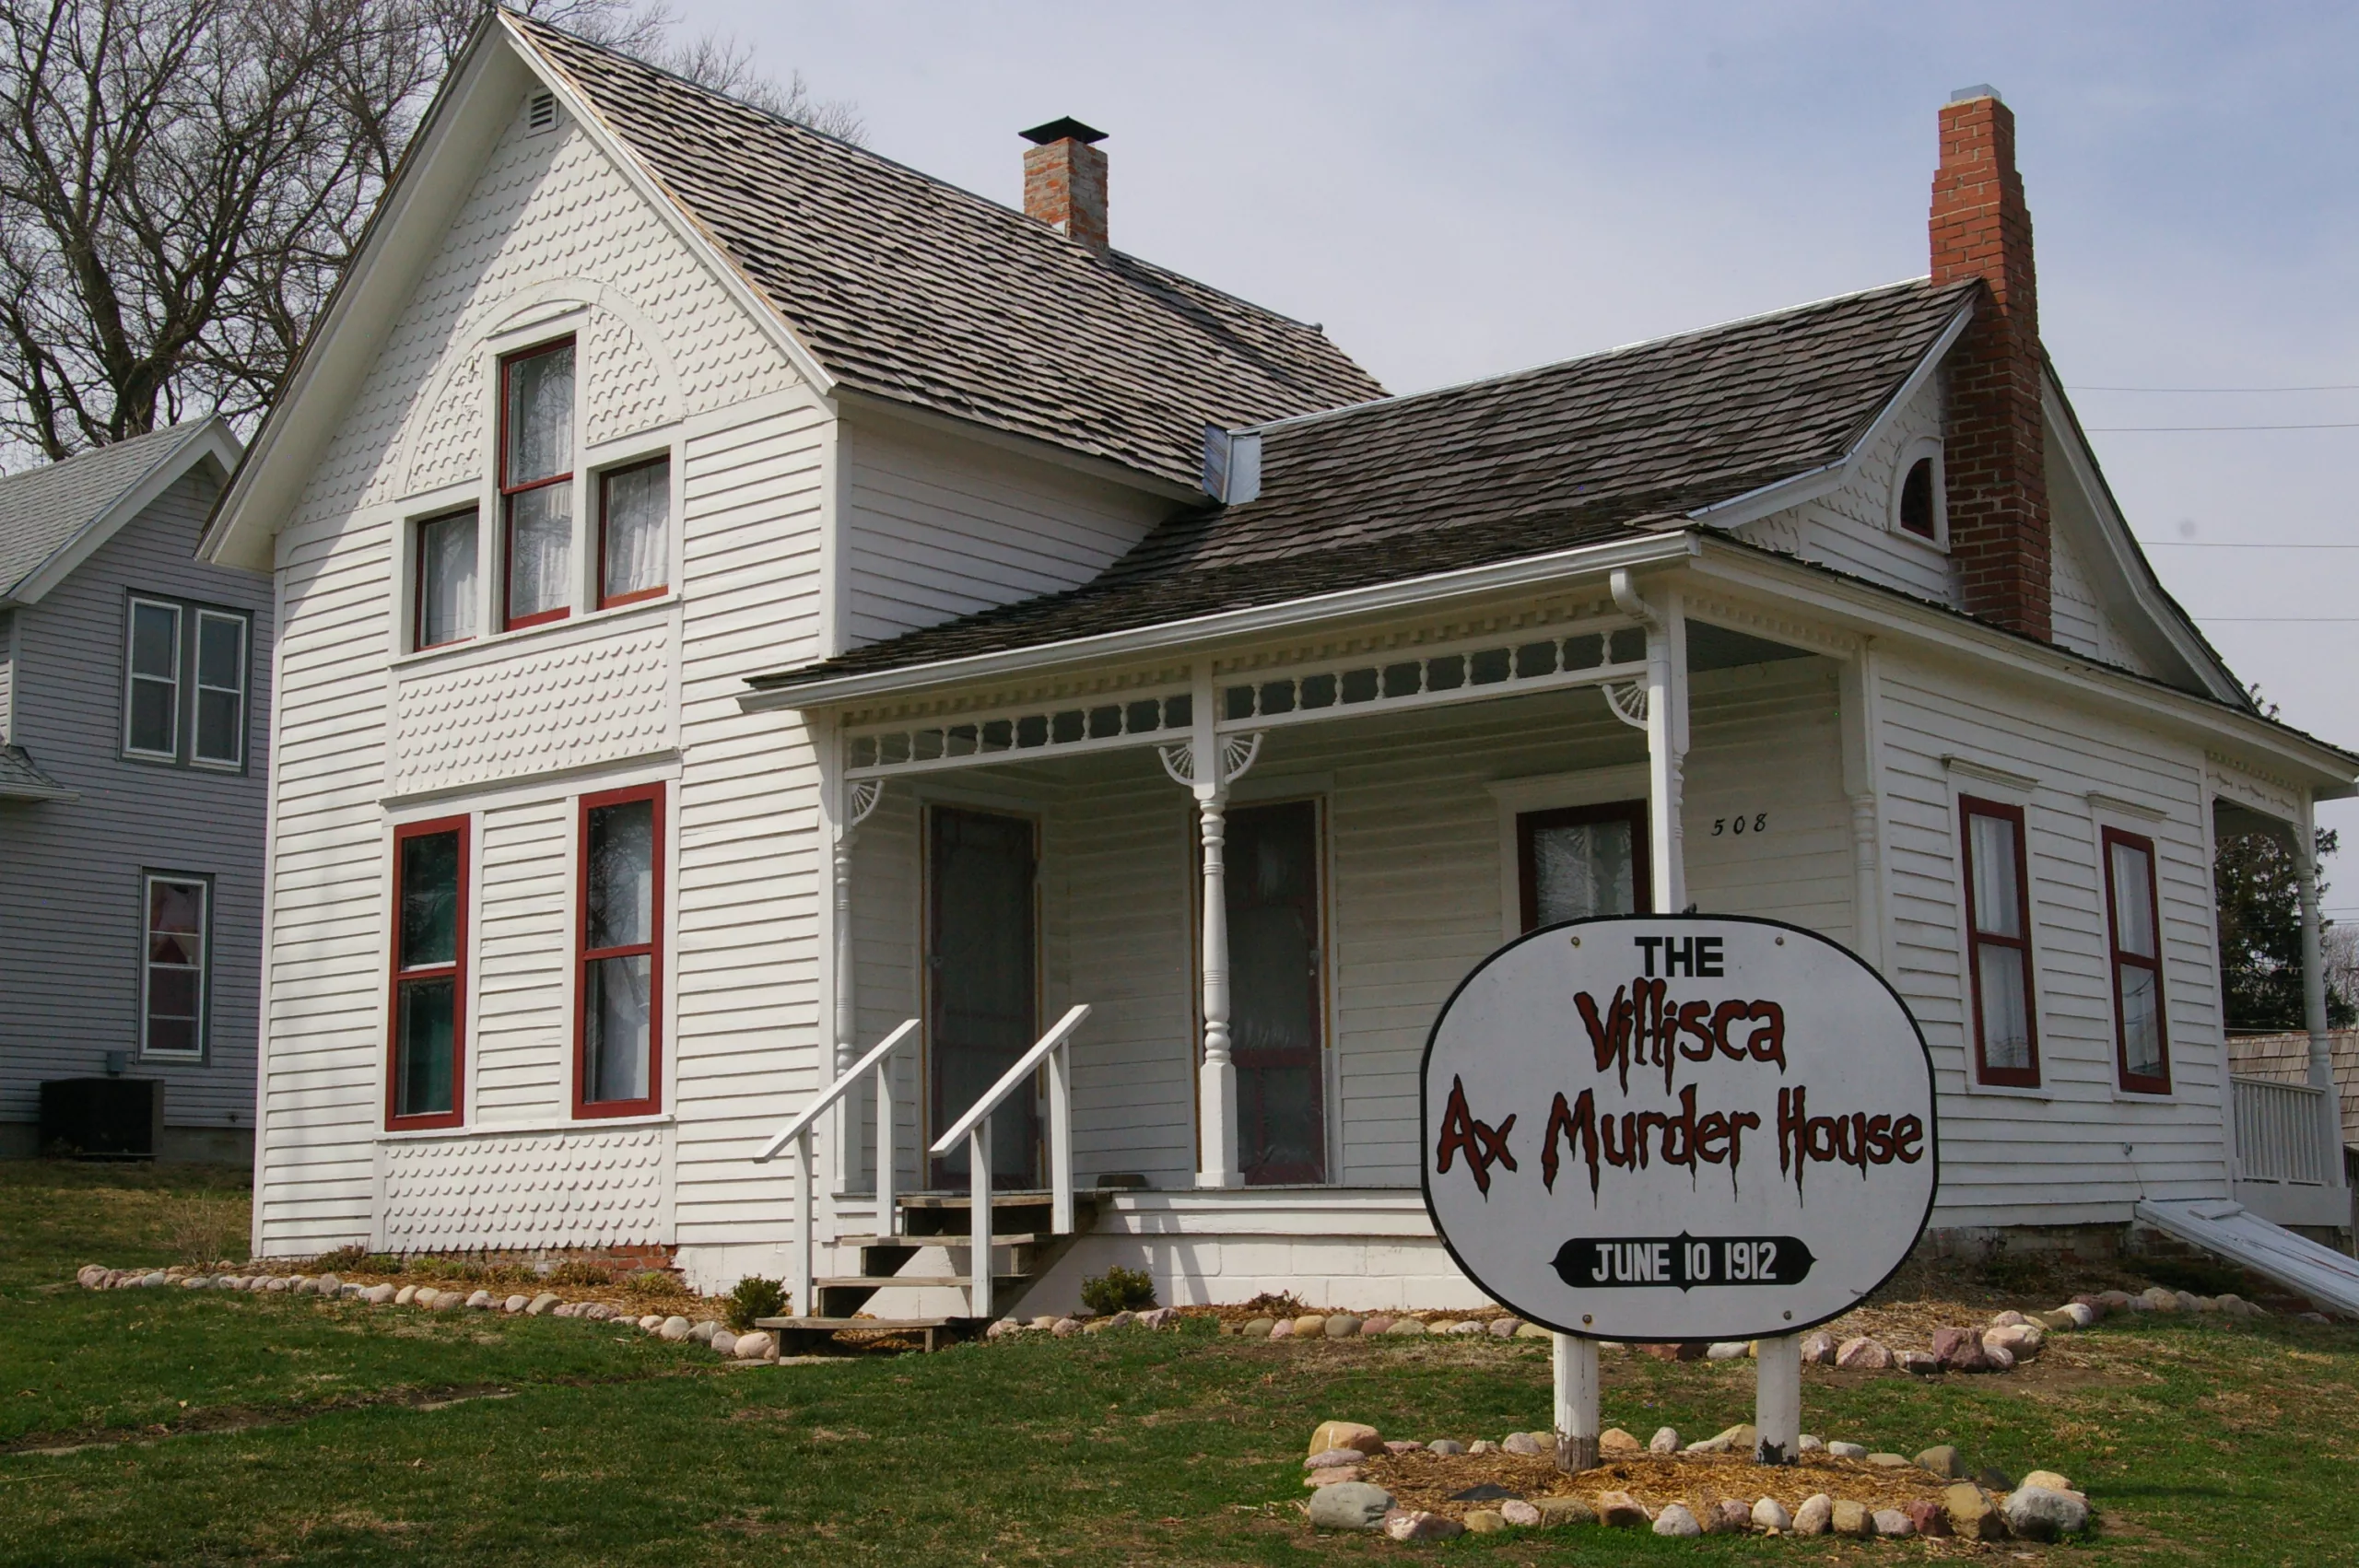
[1202,427,1261,505]
[527,90,558,134]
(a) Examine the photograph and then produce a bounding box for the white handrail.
[930,1004,1091,1154]
[928,1002,1090,1320]
[757,1017,921,1160]
[753,1017,920,1322]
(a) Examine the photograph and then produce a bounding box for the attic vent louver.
[527,91,557,134]
[1201,427,1261,506]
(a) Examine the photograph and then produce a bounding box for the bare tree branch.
[0,0,862,465]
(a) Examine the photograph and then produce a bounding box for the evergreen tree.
[2215,825,2354,1031]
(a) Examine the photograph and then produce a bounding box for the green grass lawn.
[3,1161,2355,1566]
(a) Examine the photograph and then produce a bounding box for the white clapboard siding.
[1874,649,2225,1225]
[253,95,809,1255]
[840,416,1169,645]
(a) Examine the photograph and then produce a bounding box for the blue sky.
[682,1,2359,879]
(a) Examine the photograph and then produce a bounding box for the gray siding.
[0,462,273,1135]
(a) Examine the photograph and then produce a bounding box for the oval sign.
[1421,915,1936,1341]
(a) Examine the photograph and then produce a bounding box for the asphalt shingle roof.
[512,18,1385,490]
[750,276,1980,690]
[0,423,211,600]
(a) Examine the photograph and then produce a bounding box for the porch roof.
[747,276,1978,697]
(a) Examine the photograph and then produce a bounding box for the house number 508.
[1711,814,1768,837]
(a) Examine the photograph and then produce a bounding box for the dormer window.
[1891,438,1945,546]
[500,339,574,630]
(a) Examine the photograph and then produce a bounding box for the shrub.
[1080,1265,1157,1316]
[548,1259,616,1289]
[726,1275,788,1331]
[1238,1290,1309,1319]
[306,1243,369,1275]
[360,1254,402,1276]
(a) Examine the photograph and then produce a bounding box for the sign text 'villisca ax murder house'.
[1422,917,1939,1343]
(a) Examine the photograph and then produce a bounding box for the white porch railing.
[2234,1074,2336,1187]
[754,1017,921,1321]
[928,1003,1091,1320]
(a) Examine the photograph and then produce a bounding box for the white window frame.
[123,595,183,761]
[191,609,248,769]
[139,872,210,1059]
[1888,436,1948,550]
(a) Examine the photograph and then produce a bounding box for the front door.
[928,806,1039,1189]
[1226,799,1325,1185]
[1518,800,1651,930]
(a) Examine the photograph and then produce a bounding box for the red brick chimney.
[1931,86,2050,641]
[1021,117,1109,252]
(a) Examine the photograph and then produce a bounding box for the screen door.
[928,806,1039,1189]
[1225,799,1326,1185]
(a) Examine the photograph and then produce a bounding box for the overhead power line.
[2072,383,2359,393]
[2145,542,2359,549]
[2084,421,2359,432]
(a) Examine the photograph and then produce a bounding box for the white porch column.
[1164,668,1259,1189]
[1641,588,1688,914]
[1197,790,1242,1188]
[1837,649,1885,971]
[822,762,883,1197]
[2297,807,2345,1188]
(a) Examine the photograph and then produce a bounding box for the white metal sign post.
[1420,915,1936,1469]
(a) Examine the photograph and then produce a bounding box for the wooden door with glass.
[926,806,1040,1189]
[1225,799,1327,1186]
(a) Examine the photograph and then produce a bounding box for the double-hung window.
[500,339,574,630]
[2104,828,2170,1094]
[597,456,670,608]
[389,816,468,1129]
[141,873,209,1059]
[124,597,182,758]
[1960,796,2039,1087]
[416,509,479,649]
[124,596,250,767]
[577,784,663,1117]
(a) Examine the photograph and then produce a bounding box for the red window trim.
[499,337,574,633]
[386,814,470,1130]
[1960,795,2041,1088]
[574,782,664,1119]
[413,509,476,652]
[2103,826,2172,1094]
[1516,799,1652,931]
[595,454,671,611]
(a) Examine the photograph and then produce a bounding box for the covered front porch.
[765,567,1886,1315]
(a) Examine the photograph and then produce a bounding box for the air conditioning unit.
[40,1078,164,1160]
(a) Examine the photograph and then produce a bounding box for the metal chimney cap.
[1947,84,2003,105]
[1021,117,1108,146]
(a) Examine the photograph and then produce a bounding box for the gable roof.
[749,277,1980,693]
[0,419,241,604]
[509,18,1383,490]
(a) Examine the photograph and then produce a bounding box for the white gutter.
[742,530,1701,712]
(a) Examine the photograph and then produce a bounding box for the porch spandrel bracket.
[1602,679,1649,730]
[1156,731,1263,792]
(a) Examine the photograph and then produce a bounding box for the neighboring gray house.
[0,419,268,1161]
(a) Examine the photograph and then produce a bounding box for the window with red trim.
[389,816,468,1129]
[1960,796,2039,1087]
[577,784,663,1117]
[2104,827,2170,1094]
[499,339,574,630]
[596,456,670,609]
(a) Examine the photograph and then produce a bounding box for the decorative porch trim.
[1209,617,1648,733]
[1156,731,1263,791]
[1602,680,1648,729]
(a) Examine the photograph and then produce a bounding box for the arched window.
[1898,457,1936,538]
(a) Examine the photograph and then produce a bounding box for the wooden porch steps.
[755,1315,974,1356]
[771,1189,1109,1349]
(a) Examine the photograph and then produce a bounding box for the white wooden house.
[201,18,2356,1318]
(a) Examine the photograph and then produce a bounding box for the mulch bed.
[1358,1448,1952,1521]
